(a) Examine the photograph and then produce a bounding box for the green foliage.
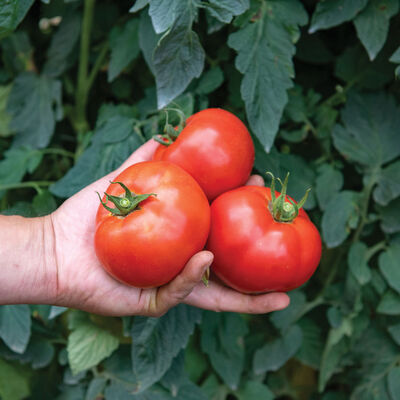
[0,0,400,398]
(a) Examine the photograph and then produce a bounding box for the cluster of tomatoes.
[94,109,322,293]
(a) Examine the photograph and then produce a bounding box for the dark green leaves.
[373,160,400,206]
[309,0,368,33]
[7,73,62,149]
[153,2,204,109]
[332,91,400,168]
[200,312,248,390]
[348,242,371,285]
[108,19,140,82]
[0,305,31,354]
[131,305,202,393]
[0,0,34,39]
[229,0,308,151]
[379,244,400,295]
[0,358,30,400]
[205,0,250,24]
[354,0,399,60]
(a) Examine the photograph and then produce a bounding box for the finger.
[184,281,290,314]
[154,251,214,315]
[246,174,265,187]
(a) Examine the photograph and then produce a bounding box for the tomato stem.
[97,181,156,217]
[153,107,187,146]
[266,172,310,223]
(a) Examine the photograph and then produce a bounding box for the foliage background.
[1,0,400,399]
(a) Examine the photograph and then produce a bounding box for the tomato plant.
[153,108,255,201]
[95,161,210,288]
[207,174,321,293]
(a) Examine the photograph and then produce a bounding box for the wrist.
[0,215,58,305]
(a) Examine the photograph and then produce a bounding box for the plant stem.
[74,0,96,135]
[40,148,75,158]
[86,42,109,91]
[0,181,53,193]
[365,240,386,261]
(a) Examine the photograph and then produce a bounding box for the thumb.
[155,251,214,315]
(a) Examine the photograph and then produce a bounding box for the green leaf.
[200,312,248,390]
[67,320,119,375]
[0,84,13,137]
[388,367,400,400]
[130,0,149,13]
[377,290,400,315]
[131,304,202,393]
[378,197,400,233]
[205,0,249,24]
[195,66,224,95]
[32,190,57,216]
[390,46,400,63]
[322,191,359,248]
[236,381,274,400]
[153,2,204,109]
[332,91,400,168]
[253,325,302,374]
[354,0,399,61]
[43,10,81,77]
[148,0,181,34]
[0,305,31,354]
[315,164,344,211]
[379,244,400,295]
[108,19,140,82]
[373,160,400,206]
[85,377,107,400]
[139,11,161,75]
[0,146,43,198]
[387,323,400,346]
[348,242,371,285]
[296,317,324,369]
[0,0,34,39]
[51,104,144,198]
[7,72,63,149]
[0,358,30,400]
[228,0,308,151]
[309,0,368,33]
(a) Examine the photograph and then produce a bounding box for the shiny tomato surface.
[153,108,255,201]
[207,186,322,293]
[95,161,210,288]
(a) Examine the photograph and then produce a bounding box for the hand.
[50,139,290,316]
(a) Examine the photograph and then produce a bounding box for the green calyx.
[266,172,310,223]
[153,108,186,146]
[97,181,156,217]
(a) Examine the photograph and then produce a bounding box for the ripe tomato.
[206,176,321,293]
[95,161,210,288]
[153,108,255,201]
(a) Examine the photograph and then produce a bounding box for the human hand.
[49,139,290,316]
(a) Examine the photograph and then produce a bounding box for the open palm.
[50,139,290,316]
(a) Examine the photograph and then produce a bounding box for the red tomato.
[153,108,255,201]
[206,184,322,293]
[95,161,210,288]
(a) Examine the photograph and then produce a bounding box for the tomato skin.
[95,161,210,288]
[206,186,322,293]
[153,108,255,201]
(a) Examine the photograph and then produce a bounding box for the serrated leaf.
[108,19,140,82]
[377,290,400,315]
[148,0,181,34]
[354,0,399,61]
[0,0,34,39]
[348,242,371,285]
[0,146,43,199]
[373,160,400,206]
[309,0,368,33]
[253,325,302,374]
[131,304,202,393]
[237,381,274,400]
[139,11,161,75]
[332,91,400,168]
[67,320,119,375]
[205,0,249,24]
[0,358,30,400]
[200,312,248,390]
[316,164,344,211]
[7,72,63,149]
[0,305,31,354]
[43,10,81,77]
[228,0,308,151]
[322,191,359,248]
[296,317,324,369]
[153,2,204,109]
[379,244,400,295]
[50,105,144,198]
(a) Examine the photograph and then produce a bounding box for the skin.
[153,108,255,201]
[95,161,210,288]
[207,186,322,293]
[0,140,290,316]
